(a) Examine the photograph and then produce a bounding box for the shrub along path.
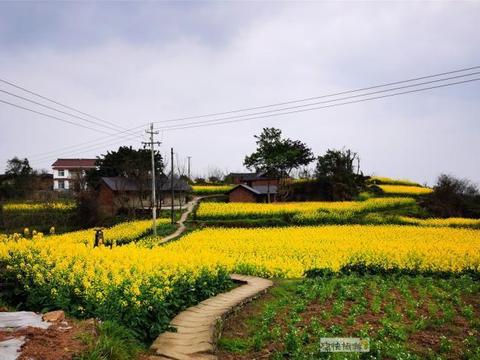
[150,274,273,360]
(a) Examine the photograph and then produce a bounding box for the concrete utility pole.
[187,156,191,181]
[144,123,160,236]
[171,147,175,224]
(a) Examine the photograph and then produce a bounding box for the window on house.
[58,170,65,177]
[58,180,65,189]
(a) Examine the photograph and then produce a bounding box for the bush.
[421,174,480,218]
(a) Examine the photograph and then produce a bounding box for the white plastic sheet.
[0,337,25,360]
[0,311,50,330]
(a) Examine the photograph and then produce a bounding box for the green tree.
[243,128,314,177]
[5,157,33,177]
[86,146,164,190]
[315,149,367,200]
[1,157,35,199]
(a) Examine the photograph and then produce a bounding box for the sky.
[0,1,479,186]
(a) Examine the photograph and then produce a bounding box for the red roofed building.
[51,158,97,191]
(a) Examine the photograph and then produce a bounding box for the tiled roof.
[227,172,277,180]
[52,158,97,168]
[101,176,191,192]
[229,184,278,195]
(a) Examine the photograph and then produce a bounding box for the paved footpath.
[160,195,218,244]
[150,274,273,360]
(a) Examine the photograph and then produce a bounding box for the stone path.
[159,195,218,244]
[150,274,273,360]
[159,197,198,244]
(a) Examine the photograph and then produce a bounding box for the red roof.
[52,158,97,169]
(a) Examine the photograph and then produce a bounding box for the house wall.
[52,167,93,191]
[98,184,115,217]
[53,179,70,190]
[98,186,189,216]
[229,187,257,203]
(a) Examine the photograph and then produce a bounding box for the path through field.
[160,195,215,244]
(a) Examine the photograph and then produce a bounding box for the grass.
[218,274,480,359]
[74,320,144,360]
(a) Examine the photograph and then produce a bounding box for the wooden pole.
[171,147,175,224]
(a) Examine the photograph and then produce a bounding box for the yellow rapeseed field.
[191,185,234,195]
[1,218,479,338]
[164,226,480,277]
[3,202,75,211]
[0,219,230,339]
[378,185,433,195]
[5,219,166,246]
[368,176,421,187]
[399,217,480,228]
[196,197,416,219]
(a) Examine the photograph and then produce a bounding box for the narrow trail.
[150,274,273,360]
[159,195,215,244]
[152,195,274,359]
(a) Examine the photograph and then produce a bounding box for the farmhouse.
[225,172,280,187]
[224,172,280,202]
[52,158,96,191]
[228,183,278,203]
[98,175,191,216]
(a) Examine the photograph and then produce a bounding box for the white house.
[52,158,96,191]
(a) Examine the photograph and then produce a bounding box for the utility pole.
[143,123,160,236]
[187,156,191,181]
[171,147,175,224]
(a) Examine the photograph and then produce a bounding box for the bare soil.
[0,318,94,360]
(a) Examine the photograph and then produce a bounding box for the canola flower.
[3,202,75,212]
[399,216,480,228]
[1,220,479,339]
[3,219,170,246]
[191,185,234,195]
[164,225,480,277]
[39,219,168,246]
[377,185,433,196]
[196,197,416,220]
[368,176,421,187]
[0,219,230,340]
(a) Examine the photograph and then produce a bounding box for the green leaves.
[243,127,314,177]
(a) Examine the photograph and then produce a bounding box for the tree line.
[242,127,480,217]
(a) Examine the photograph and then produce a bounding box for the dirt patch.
[218,287,282,360]
[221,290,274,338]
[408,323,470,359]
[0,318,94,360]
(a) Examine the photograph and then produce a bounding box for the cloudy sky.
[0,1,479,185]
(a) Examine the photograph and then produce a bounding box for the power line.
[0,99,113,135]
[30,130,145,163]
[154,71,480,129]
[0,88,123,134]
[0,77,128,131]
[154,65,480,124]
[21,65,480,163]
[28,125,147,160]
[157,77,480,132]
[30,131,146,167]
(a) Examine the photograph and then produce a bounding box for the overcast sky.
[0,1,479,185]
